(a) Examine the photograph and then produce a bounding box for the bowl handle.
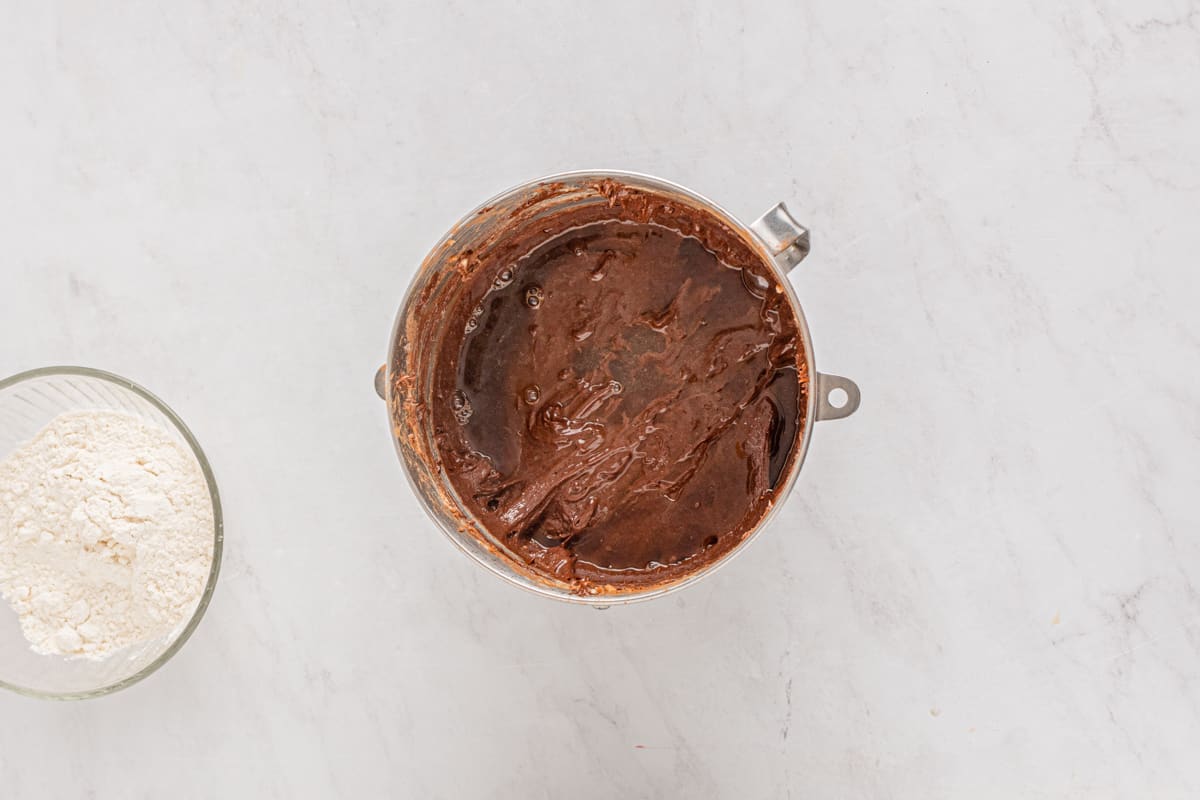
[814,372,861,421]
[374,365,387,400]
[749,202,810,273]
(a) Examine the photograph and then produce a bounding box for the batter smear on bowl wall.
[429,182,808,591]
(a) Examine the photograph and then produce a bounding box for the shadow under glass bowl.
[0,366,223,700]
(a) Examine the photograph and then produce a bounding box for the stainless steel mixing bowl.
[376,170,859,604]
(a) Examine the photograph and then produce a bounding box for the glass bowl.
[0,367,223,699]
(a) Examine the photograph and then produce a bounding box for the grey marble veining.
[1,1,1198,796]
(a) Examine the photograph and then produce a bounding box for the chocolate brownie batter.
[429,185,807,591]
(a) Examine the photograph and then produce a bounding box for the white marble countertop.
[2,1,1198,797]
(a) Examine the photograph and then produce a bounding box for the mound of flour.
[0,410,214,660]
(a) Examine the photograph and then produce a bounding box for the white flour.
[0,410,214,660]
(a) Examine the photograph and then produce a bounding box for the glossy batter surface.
[430,198,805,590]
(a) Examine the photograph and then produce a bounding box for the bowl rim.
[385,169,819,605]
[0,365,224,700]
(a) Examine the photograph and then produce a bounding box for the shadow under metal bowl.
[0,366,223,699]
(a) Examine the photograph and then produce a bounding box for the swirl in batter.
[431,190,806,591]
